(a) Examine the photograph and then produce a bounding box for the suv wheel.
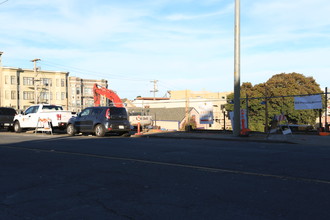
[67,124,76,136]
[120,132,130,137]
[14,121,22,133]
[95,124,106,137]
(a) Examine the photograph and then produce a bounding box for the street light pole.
[233,0,241,136]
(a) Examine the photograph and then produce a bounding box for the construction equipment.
[93,83,124,107]
[93,83,153,129]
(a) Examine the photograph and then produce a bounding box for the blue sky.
[1,0,329,99]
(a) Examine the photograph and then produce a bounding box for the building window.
[84,87,93,96]
[56,92,60,100]
[5,90,10,99]
[61,79,65,87]
[56,79,60,87]
[5,75,9,84]
[41,78,52,86]
[23,91,34,100]
[86,99,94,107]
[71,87,75,97]
[40,92,47,101]
[40,92,52,101]
[11,91,16,100]
[11,76,16,85]
[61,92,66,100]
[23,77,34,86]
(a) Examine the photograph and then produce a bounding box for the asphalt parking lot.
[1,131,330,219]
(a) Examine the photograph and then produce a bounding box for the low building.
[131,90,233,130]
[127,107,199,131]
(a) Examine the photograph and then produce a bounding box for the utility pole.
[325,87,328,132]
[233,0,241,136]
[185,89,190,131]
[31,58,41,104]
[150,80,159,100]
[0,52,3,106]
[246,94,249,129]
[48,82,51,104]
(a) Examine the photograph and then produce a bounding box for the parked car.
[67,106,131,137]
[0,107,17,130]
[13,104,73,133]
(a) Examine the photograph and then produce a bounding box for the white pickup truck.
[13,104,73,133]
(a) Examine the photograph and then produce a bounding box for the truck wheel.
[14,121,22,133]
[95,124,106,137]
[67,124,76,136]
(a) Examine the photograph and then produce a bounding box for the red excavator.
[93,83,124,107]
[93,83,153,128]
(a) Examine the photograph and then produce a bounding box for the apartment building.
[0,66,69,110]
[0,65,108,112]
[68,77,108,113]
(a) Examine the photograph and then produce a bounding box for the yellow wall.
[0,67,68,110]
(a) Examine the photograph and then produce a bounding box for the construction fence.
[231,89,329,132]
[128,88,329,133]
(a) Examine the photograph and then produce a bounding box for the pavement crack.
[95,199,135,220]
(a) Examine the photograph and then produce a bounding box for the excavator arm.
[93,83,124,107]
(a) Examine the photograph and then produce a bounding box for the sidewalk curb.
[134,133,295,144]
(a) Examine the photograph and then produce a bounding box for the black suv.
[0,107,16,130]
[67,107,131,137]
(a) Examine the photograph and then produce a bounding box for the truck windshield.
[42,106,63,111]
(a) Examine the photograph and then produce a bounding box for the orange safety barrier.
[39,118,51,123]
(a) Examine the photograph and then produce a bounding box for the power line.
[0,0,9,5]
[158,80,181,91]
[40,60,183,95]
[41,60,155,82]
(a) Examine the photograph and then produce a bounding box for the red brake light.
[105,109,110,119]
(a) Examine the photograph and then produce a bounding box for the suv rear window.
[0,108,16,116]
[109,108,128,119]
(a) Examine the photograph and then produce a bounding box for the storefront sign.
[198,102,214,124]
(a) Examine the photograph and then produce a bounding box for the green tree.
[226,73,323,132]
[265,73,322,125]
